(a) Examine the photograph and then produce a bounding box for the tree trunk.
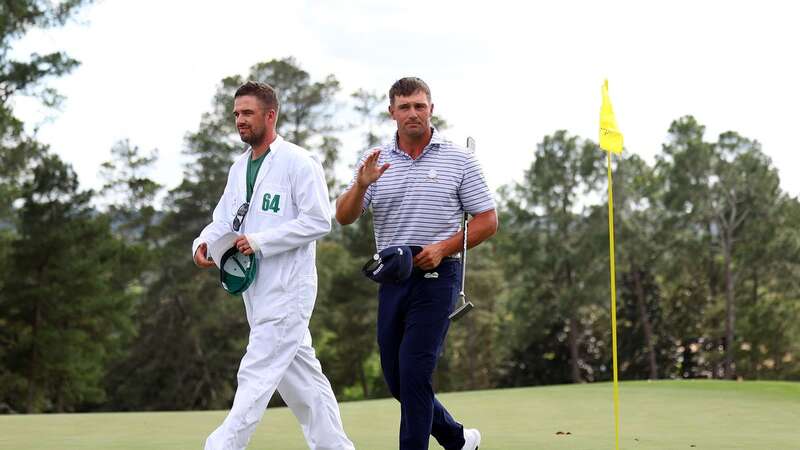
[27,298,40,413]
[706,221,719,298]
[359,363,369,399]
[681,338,694,378]
[723,237,736,380]
[564,256,581,383]
[567,315,581,383]
[632,269,659,379]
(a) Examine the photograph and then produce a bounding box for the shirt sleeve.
[458,152,496,215]
[345,149,376,213]
[192,165,237,260]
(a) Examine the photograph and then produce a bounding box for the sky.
[11,0,800,200]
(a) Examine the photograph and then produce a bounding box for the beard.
[239,126,266,147]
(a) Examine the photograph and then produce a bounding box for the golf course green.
[1,380,797,449]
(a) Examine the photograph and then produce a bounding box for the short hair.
[234,81,279,113]
[389,77,431,105]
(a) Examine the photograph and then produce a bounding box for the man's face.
[389,90,433,139]
[233,95,270,146]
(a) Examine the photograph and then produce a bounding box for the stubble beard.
[402,121,427,139]
[240,127,266,148]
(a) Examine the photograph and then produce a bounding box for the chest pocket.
[256,185,288,217]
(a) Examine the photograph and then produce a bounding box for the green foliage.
[498,130,607,383]
[0,153,135,412]
[99,139,162,241]
[495,119,800,387]
[0,0,91,223]
[350,88,387,150]
[654,117,796,379]
[0,0,89,104]
[312,241,383,400]
[437,243,504,391]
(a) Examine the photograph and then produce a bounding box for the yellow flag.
[600,79,623,154]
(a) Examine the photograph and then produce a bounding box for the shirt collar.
[246,134,283,159]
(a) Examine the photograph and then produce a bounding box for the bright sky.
[12,0,800,200]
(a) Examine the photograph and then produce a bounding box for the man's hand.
[194,243,215,268]
[413,242,449,271]
[335,149,390,226]
[357,149,390,188]
[235,235,254,256]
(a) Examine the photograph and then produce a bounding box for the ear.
[388,104,395,119]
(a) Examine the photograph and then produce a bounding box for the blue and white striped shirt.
[348,128,496,251]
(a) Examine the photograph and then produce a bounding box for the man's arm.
[413,209,499,270]
[192,165,238,267]
[335,183,369,226]
[335,149,389,226]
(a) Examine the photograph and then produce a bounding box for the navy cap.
[362,245,423,284]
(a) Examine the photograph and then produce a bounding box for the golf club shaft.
[450,136,476,322]
[460,211,468,294]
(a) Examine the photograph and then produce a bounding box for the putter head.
[449,301,474,321]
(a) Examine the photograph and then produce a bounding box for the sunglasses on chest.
[232,202,249,232]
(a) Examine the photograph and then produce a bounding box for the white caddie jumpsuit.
[192,136,354,450]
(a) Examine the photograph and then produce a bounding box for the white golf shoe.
[462,428,481,450]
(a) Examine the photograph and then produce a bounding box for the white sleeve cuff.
[246,234,261,255]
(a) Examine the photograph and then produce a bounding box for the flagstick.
[606,149,621,450]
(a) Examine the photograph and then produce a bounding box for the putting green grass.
[1,380,798,449]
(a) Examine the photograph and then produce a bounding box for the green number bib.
[262,193,282,213]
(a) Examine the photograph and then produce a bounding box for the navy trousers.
[377,259,465,450]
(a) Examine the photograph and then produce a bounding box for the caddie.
[193,81,354,450]
[335,77,499,450]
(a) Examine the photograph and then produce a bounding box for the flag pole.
[606,149,621,450]
[600,78,623,450]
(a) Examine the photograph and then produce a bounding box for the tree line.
[1,1,799,414]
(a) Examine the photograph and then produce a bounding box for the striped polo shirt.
[348,128,496,251]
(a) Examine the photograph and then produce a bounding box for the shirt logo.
[427,169,438,181]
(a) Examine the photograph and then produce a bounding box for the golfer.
[193,81,354,450]
[335,77,498,450]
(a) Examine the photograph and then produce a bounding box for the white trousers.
[204,309,354,450]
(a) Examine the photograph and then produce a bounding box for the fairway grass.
[1,380,798,449]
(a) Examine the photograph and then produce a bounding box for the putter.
[449,137,476,321]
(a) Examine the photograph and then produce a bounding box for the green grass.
[1,380,798,449]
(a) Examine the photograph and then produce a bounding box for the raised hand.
[357,149,390,188]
